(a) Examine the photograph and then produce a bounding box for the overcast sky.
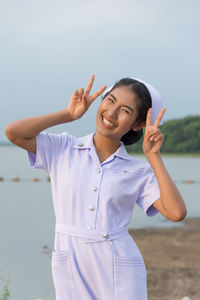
[1,0,200,141]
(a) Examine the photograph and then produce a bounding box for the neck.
[93,132,121,155]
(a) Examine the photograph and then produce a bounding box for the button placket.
[89,205,95,211]
[88,166,102,230]
[91,186,97,192]
[96,167,101,173]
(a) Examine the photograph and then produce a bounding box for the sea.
[0,145,199,299]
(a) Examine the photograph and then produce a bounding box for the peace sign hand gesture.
[67,74,107,121]
[142,107,166,157]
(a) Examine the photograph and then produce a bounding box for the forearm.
[5,108,74,140]
[146,153,187,219]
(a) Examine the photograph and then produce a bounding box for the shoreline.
[128,217,200,300]
[128,152,200,157]
[1,144,200,156]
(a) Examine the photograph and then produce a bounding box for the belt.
[55,223,129,244]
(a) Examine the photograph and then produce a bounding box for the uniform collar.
[73,132,132,161]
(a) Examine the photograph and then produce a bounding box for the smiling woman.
[5,74,187,300]
[95,78,153,147]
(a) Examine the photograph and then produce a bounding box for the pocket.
[103,168,141,176]
[51,249,76,299]
[114,255,147,300]
[115,255,146,267]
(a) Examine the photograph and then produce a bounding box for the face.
[96,86,142,141]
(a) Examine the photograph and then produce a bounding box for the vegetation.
[2,115,200,154]
[126,115,200,154]
[0,269,10,300]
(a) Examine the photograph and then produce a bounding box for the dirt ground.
[128,217,200,300]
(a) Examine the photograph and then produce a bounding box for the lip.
[101,115,117,129]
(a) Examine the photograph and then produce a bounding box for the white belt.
[55,223,129,244]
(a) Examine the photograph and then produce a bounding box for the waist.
[55,223,129,243]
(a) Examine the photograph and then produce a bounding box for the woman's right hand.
[66,74,107,120]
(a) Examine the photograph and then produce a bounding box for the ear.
[132,121,146,131]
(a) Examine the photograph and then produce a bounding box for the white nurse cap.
[102,77,165,126]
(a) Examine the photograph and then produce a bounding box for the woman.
[5,74,187,300]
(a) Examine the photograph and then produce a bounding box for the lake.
[0,145,199,299]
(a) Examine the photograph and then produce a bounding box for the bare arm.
[5,109,73,153]
[141,108,187,222]
[5,74,107,153]
[146,153,187,222]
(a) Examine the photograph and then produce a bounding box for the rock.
[11,176,20,181]
[32,177,39,182]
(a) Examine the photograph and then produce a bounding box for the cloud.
[0,0,199,50]
[1,0,200,141]
[0,0,162,40]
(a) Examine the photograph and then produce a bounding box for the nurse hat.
[102,77,165,126]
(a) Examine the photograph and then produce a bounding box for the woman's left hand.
[142,107,166,157]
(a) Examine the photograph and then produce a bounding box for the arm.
[140,107,187,222]
[146,153,187,222]
[5,74,107,153]
[5,109,74,153]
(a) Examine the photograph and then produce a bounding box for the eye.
[122,108,129,114]
[108,98,114,103]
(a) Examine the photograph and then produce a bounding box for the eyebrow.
[108,93,135,112]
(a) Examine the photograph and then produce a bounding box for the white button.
[78,143,84,147]
[102,233,109,239]
[89,205,95,211]
[91,186,97,191]
[96,168,101,173]
[87,226,93,229]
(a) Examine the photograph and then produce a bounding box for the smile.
[101,116,117,128]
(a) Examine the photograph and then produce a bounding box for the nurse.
[5,74,187,300]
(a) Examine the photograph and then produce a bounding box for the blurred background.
[0,0,199,299]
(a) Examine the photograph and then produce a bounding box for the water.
[0,145,200,299]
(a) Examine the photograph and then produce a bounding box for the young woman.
[5,74,187,300]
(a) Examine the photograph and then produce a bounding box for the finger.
[153,133,164,141]
[150,133,164,142]
[72,89,78,97]
[91,85,107,101]
[149,130,161,141]
[145,127,160,139]
[145,108,152,127]
[85,74,95,95]
[79,88,84,99]
[154,108,167,128]
[82,94,88,108]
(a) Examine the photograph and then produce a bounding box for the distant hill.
[126,115,200,154]
[1,115,200,153]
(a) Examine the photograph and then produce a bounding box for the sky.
[1,0,200,142]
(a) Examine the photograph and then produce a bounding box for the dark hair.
[101,78,152,145]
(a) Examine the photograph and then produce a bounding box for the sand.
[128,217,200,300]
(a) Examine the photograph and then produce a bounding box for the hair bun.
[121,128,143,146]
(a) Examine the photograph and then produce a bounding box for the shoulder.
[36,131,77,152]
[123,154,150,175]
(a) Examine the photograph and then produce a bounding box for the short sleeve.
[136,163,160,217]
[27,131,70,173]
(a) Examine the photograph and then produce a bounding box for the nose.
[107,106,119,119]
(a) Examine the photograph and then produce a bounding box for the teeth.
[102,116,116,127]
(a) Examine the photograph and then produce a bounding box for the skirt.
[51,224,148,300]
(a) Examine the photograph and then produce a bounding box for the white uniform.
[27,131,160,300]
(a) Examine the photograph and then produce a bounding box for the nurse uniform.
[27,130,160,300]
